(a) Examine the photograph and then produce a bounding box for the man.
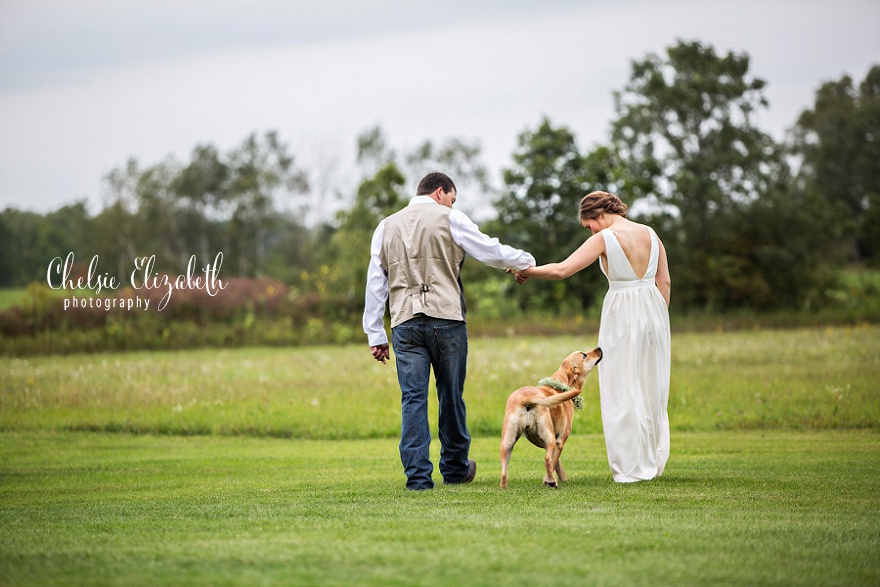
[363,172,535,490]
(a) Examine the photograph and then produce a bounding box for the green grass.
[1,430,878,586]
[1,327,878,585]
[2,326,878,437]
[0,286,92,311]
[0,288,28,309]
[839,266,880,290]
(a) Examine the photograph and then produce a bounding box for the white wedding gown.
[597,227,671,482]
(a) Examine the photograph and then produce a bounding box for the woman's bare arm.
[655,238,671,307]
[518,232,606,281]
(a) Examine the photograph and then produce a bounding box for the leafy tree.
[224,131,309,277]
[319,162,408,298]
[857,67,880,263]
[355,125,492,218]
[0,205,87,286]
[0,131,310,289]
[172,145,229,264]
[95,131,309,280]
[0,210,13,286]
[356,126,396,177]
[491,118,617,311]
[404,136,492,221]
[792,64,880,263]
[610,40,822,309]
[496,118,586,264]
[100,158,145,279]
[313,126,495,302]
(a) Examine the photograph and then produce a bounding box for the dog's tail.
[530,388,582,408]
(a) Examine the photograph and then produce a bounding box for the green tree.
[491,118,617,311]
[0,131,313,291]
[404,136,492,220]
[356,125,492,215]
[172,145,229,265]
[320,162,408,298]
[95,131,309,280]
[308,126,495,302]
[857,67,880,262]
[611,40,821,309]
[100,158,145,280]
[225,131,309,277]
[0,203,93,286]
[793,64,880,263]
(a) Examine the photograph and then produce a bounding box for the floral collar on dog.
[538,378,584,411]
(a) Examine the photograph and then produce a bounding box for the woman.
[513,191,671,482]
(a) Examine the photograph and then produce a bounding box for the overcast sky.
[1,0,878,219]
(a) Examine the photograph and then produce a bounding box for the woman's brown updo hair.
[579,191,628,221]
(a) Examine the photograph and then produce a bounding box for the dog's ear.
[566,361,580,385]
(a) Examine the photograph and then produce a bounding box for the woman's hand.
[506,268,530,285]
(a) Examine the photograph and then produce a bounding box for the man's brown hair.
[417,172,457,196]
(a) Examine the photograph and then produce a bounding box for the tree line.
[2,40,878,317]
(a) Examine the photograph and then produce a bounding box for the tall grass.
[2,266,879,356]
[0,288,28,309]
[2,326,878,437]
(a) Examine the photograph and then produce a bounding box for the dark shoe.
[406,479,435,491]
[443,460,476,485]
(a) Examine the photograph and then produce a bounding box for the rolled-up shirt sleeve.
[362,220,389,346]
[449,210,535,269]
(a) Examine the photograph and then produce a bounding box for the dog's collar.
[539,377,570,392]
[538,378,584,411]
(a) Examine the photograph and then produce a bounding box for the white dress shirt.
[363,196,536,346]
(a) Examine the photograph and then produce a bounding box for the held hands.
[506,267,531,285]
[370,343,390,364]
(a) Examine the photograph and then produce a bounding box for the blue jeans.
[391,316,471,490]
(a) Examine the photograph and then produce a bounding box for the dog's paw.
[542,480,558,489]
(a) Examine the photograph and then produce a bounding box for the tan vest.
[380,202,467,328]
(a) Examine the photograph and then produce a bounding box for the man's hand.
[370,343,390,364]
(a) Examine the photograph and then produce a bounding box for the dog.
[500,348,602,489]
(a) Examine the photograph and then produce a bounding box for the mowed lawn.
[1,326,879,585]
[1,431,878,586]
